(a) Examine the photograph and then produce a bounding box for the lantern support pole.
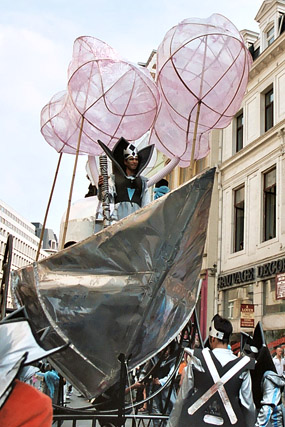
[61,116,84,249]
[189,35,208,178]
[189,101,201,178]
[36,152,63,261]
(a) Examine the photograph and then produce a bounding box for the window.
[234,186,245,252]
[196,157,207,174]
[263,167,276,241]
[266,26,274,47]
[224,284,253,320]
[265,88,274,131]
[263,279,285,314]
[179,167,191,184]
[228,301,234,319]
[236,112,243,152]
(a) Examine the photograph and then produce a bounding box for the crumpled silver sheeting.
[11,168,215,399]
[0,315,65,407]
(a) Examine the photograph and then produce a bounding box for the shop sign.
[257,258,285,279]
[276,273,285,300]
[240,304,254,328]
[218,256,285,290]
[218,268,255,289]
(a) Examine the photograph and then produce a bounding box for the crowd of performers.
[113,314,285,427]
[1,310,285,426]
[1,138,285,426]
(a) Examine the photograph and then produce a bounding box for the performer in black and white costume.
[168,314,256,427]
[255,370,285,426]
[96,137,154,229]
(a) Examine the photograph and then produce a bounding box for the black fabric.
[177,349,254,427]
[155,179,168,188]
[241,321,276,409]
[114,174,142,206]
[98,138,154,178]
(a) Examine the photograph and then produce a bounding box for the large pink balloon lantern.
[150,14,252,172]
[39,36,160,249]
[41,37,160,156]
[40,91,93,155]
[68,37,159,150]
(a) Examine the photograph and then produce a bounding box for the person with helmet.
[168,314,256,426]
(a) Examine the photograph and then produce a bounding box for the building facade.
[216,0,285,345]
[142,48,219,339]
[142,1,285,344]
[33,222,58,255]
[0,200,49,306]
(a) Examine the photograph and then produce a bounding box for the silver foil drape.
[11,168,215,399]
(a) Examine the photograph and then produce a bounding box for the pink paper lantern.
[150,14,252,167]
[67,36,160,150]
[41,37,160,155]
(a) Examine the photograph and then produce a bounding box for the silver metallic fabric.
[11,168,215,399]
[255,370,285,426]
[0,311,65,407]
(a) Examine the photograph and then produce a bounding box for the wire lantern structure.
[149,13,252,178]
[39,36,160,250]
[41,36,160,156]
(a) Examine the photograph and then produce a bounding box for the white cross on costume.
[188,348,250,425]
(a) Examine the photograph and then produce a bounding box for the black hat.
[155,179,169,188]
[241,322,277,408]
[98,137,154,178]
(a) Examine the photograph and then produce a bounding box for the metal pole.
[118,353,127,426]
[99,154,111,228]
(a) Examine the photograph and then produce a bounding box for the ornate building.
[216,0,285,346]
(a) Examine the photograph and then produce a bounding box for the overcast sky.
[0,0,262,237]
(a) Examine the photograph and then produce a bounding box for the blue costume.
[96,137,154,227]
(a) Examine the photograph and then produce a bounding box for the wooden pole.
[36,153,63,261]
[189,35,208,179]
[61,116,84,250]
[189,101,201,179]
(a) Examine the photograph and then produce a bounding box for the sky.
[0,0,262,237]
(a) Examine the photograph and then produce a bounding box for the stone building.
[216,0,285,346]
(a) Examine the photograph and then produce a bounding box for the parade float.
[0,13,253,425]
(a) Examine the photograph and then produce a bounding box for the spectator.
[153,179,170,200]
[273,347,285,375]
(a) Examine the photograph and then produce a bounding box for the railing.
[53,412,169,426]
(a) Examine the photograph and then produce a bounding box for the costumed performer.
[153,179,170,200]
[168,314,256,427]
[255,370,285,426]
[96,137,154,230]
[0,307,67,426]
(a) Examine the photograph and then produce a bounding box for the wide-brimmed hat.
[98,137,154,178]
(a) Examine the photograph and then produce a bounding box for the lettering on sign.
[276,273,285,300]
[218,257,285,290]
[240,304,254,328]
[218,268,255,289]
